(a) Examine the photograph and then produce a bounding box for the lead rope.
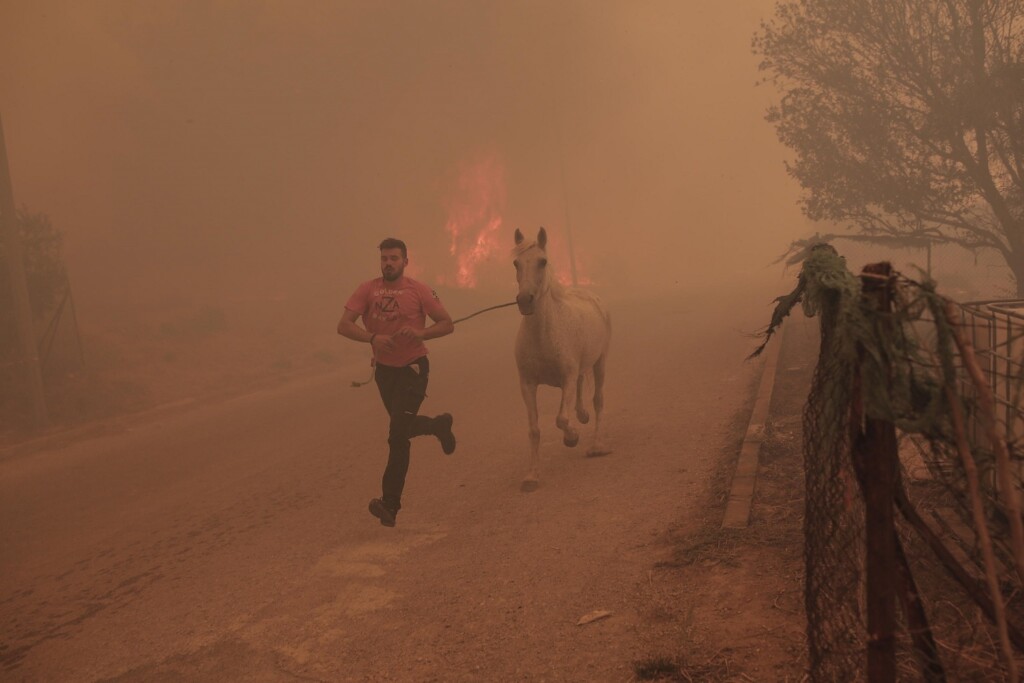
[350,300,517,387]
[451,300,518,324]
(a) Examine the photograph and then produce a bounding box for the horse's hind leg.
[575,373,590,424]
[586,354,611,457]
[520,379,541,492]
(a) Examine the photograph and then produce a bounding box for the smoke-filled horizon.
[2,1,805,315]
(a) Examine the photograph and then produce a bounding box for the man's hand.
[371,334,397,352]
[396,326,424,342]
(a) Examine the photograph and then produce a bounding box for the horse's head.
[513,227,550,315]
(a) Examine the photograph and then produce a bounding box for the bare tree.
[755,0,1024,295]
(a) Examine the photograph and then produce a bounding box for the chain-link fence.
[761,244,1024,681]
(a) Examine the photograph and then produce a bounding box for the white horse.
[513,227,611,491]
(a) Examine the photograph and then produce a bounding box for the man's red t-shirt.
[344,276,446,367]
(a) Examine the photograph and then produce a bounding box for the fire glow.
[441,153,594,289]
[442,155,506,288]
[544,230,593,287]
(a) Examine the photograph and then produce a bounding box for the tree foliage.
[0,208,67,356]
[755,0,1024,294]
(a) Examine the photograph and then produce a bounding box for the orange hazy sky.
[1,1,805,308]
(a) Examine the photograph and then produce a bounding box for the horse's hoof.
[520,479,539,493]
[563,433,580,448]
[576,411,590,425]
[586,446,612,458]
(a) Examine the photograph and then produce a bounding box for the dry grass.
[634,363,810,681]
[633,652,734,682]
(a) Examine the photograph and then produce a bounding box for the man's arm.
[338,308,394,352]
[396,306,454,342]
[337,308,371,342]
[423,306,455,340]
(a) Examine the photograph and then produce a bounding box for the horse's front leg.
[556,372,581,448]
[519,378,541,492]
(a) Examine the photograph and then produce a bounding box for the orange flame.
[443,155,506,288]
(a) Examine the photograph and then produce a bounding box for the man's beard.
[382,267,403,282]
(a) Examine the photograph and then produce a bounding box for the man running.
[337,237,456,527]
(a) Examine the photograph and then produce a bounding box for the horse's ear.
[514,228,524,245]
[537,227,547,250]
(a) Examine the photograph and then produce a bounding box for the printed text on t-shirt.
[373,289,403,322]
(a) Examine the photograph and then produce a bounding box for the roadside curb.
[721,325,785,529]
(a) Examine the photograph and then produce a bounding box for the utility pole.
[0,112,48,429]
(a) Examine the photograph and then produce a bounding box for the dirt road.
[0,281,778,682]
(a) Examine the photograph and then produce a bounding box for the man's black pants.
[374,356,434,511]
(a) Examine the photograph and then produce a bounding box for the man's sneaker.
[434,413,456,455]
[368,498,397,527]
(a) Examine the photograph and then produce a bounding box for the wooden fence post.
[858,263,899,682]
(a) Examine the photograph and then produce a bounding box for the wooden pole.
[0,112,48,429]
[857,418,898,683]
[944,380,1019,682]
[859,263,898,683]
